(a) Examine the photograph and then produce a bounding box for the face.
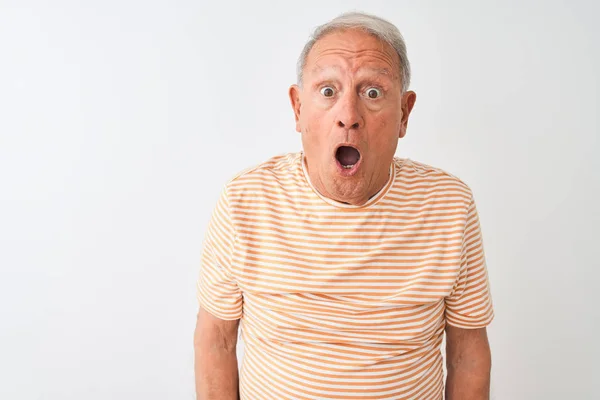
[289,29,417,206]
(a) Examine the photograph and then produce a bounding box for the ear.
[289,84,302,133]
[398,90,417,139]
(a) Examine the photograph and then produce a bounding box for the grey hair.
[296,11,411,93]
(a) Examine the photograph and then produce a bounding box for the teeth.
[342,164,355,169]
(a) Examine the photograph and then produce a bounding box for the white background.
[1,0,598,399]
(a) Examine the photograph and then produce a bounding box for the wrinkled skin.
[289,29,417,206]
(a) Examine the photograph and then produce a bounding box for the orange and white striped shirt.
[197,151,494,400]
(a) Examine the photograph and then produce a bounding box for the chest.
[230,211,463,301]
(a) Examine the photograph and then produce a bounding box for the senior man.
[194,11,494,400]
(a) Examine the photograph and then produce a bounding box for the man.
[194,11,494,400]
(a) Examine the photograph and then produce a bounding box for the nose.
[336,93,363,129]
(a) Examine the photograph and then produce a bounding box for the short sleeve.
[196,187,243,321]
[445,195,494,329]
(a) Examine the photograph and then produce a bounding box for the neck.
[303,155,392,206]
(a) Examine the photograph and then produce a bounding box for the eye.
[365,87,382,99]
[320,86,335,98]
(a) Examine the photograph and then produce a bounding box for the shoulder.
[225,152,301,187]
[395,157,475,204]
[220,152,303,205]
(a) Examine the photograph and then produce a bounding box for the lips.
[333,144,362,177]
[335,145,361,169]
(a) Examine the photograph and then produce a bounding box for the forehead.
[305,29,401,80]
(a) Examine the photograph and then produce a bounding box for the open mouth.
[335,145,361,169]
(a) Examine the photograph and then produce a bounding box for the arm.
[194,307,240,400]
[445,325,491,400]
[195,186,243,399]
[444,194,494,398]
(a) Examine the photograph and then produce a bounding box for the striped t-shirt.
[197,151,494,400]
